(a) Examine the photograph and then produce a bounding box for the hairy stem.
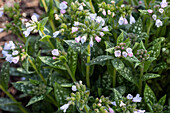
[86,45,91,88]
[138,64,144,94]
[0,85,28,113]
[28,57,47,85]
[113,67,116,88]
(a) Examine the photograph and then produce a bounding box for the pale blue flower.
[12,50,19,56]
[89,13,97,21]
[96,16,105,26]
[81,35,87,44]
[59,2,67,10]
[132,94,142,102]
[155,19,163,28]
[89,37,94,47]
[60,103,70,113]
[5,54,13,63]
[72,85,77,91]
[130,15,136,24]
[51,49,59,56]
[114,50,121,57]
[102,26,109,31]
[12,56,19,64]
[111,101,117,106]
[127,94,133,99]
[118,16,124,25]
[53,31,60,38]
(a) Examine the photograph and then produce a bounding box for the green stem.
[41,0,48,12]
[16,34,26,43]
[145,19,153,48]
[89,0,95,13]
[113,67,116,88]
[41,30,55,49]
[144,0,148,8]
[138,64,144,95]
[49,20,56,32]
[28,57,47,85]
[86,45,91,88]
[0,85,28,113]
[84,105,89,113]
[64,63,76,82]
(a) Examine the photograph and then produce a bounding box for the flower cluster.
[98,2,136,25]
[114,43,133,58]
[148,0,168,27]
[2,41,23,64]
[23,15,39,37]
[92,96,113,113]
[60,81,90,112]
[136,49,150,62]
[31,84,47,96]
[111,94,145,113]
[59,1,68,14]
[71,14,109,47]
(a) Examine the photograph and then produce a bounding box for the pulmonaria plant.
[114,43,133,58]
[136,49,150,62]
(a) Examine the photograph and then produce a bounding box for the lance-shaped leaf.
[39,35,51,42]
[144,57,156,72]
[0,98,20,112]
[111,58,124,70]
[54,82,70,106]
[87,55,114,66]
[149,37,165,46]
[148,42,161,58]
[143,73,160,81]
[158,95,166,106]
[67,47,78,77]
[64,40,81,52]
[144,84,157,104]
[26,95,44,106]
[0,62,10,90]
[117,67,137,84]
[117,32,124,44]
[125,56,140,63]
[112,89,122,100]
[39,56,66,70]
[39,17,48,31]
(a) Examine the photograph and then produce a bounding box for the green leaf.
[87,55,114,66]
[67,47,78,77]
[0,98,20,112]
[54,82,70,106]
[105,47,114,54]
[17,67,34,74]
[131,18,143,39]
[149,37,165,45]
[117,32,124,44]
[104,41,114,49]
[117,67,136,84]
[138,41,146,50]
[39,56,66,70]
[39,17,48,31]
[125,56,140,63]
[144,57,156,72]
[26,95,44,106]
[112,89,122,100]
[158,95,166,106]
[39,35,51,42]
[111,58,124,70]
[144,84,157,104]
[0,62,10,90]
[143,73,160,81]
[148,42,161,58]
[64,40,81,52]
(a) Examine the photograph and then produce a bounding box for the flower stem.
[86,44,91,88]
[41,30,55,49]
[89,0,95,13]
[113,67,116,88]
[144,0,148,8]
[41,0,48,12]
[28,57,47,85]
[64,63,76,82]
[138,64,144,95]
[145,19,153,48]
[0,85,28,113]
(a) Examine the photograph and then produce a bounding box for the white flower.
[53,31,60,38]
[126,48,132,53]
[112,12,115,17]
[96,16,105,26]
[159,8,164,13]
[12,56,19,64]
[75,36,81,43]
[102,10,106,16]
[118,16,124,25]
[81,35,87,44]
[102,26,109,31]
[130,15,136,24]
[160,0,168,8]
[60,103,70,112]
[79,5,83,11]
[72,85,77,91]
[51,49,59,56]
[127,94,133,99]
[23,30,31,37]
[2,50,9,57]
[89,37,94,47]
[12,50,19,56]
[31,15,38,22]
[99,32,104,37]
[132,94,142,102]
[111,1,115,4]
[74,21,80,26]
[108,10,111,15]
[152,14,157,20]
[33,13,40,19]
[55,14,60,20]
[59,2,67,10]
[114,50,121,57]
[0,28,3,32]
[155,19,163,27]
[89,13,97,21]
[72,27,78,33]
[5,54,13,63]
[122,51,128,57]
[120,101,126,107]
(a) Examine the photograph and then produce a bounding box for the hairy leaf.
[111,58,124,70]
[143,73,160,81]
[158,95,166,106]
[144,84,157,104]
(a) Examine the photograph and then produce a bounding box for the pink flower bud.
[128,53,133,57]
[53,57,57,60]
[148,9,153,14]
